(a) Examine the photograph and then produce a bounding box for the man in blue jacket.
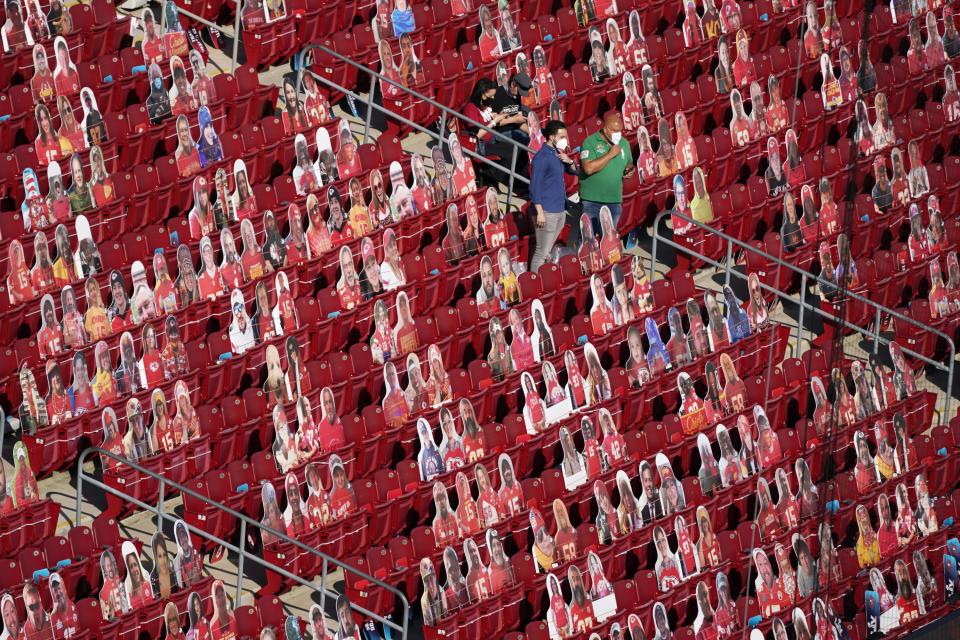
[529,120,579,271]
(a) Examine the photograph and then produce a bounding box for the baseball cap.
[511,73,532,96]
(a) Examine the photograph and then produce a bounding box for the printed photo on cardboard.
[2,0,34,53]
[141,8,166,65]
[189,49,216,107]
[335,120,362,180]
[197,107,223,168]
[161,0,188,58]
[390,0,414,37]
[264,0,286,23]
[478,5,500,61]
[168,55,198,115]
[31,43,53,103]
[99,549,132,620]
[240,0,265,28]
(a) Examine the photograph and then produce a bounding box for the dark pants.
[478,129,530,191]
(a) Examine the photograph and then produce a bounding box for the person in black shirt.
[491,73,532,144]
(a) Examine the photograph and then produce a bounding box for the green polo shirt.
[578,132,633,204]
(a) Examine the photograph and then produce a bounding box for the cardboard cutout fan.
[44,362,72,433]
[99,548,132,620]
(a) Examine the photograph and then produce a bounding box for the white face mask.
[609,131,622,145]
[555,137,569,150]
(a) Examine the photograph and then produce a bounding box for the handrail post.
[231,1,241,73]
[364,69,376,144]
[797,274,807,352]
[946,343,955,424]
[320,557,328,614]
[506,146,517,212]
[723,240,732,288]
[236,519,247,603]
[438,110,447,144]
[648,212,665,284]
[873,307,882,355]
[155,480,166,529]
[75,448,88,523]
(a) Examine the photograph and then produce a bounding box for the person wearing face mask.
[491,73,533,141]
[529,119,579,271]
[575,110,634,247]
[463,77,530,186]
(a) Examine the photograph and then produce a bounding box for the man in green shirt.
[572,110,634,247]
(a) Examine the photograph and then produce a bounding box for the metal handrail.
[294,44,535,154]
[294,44,534,212]
[75,447,410,638]
[650,210,957,422]
[159,6,243,73]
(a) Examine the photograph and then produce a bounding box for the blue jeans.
[567,200,622,249]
